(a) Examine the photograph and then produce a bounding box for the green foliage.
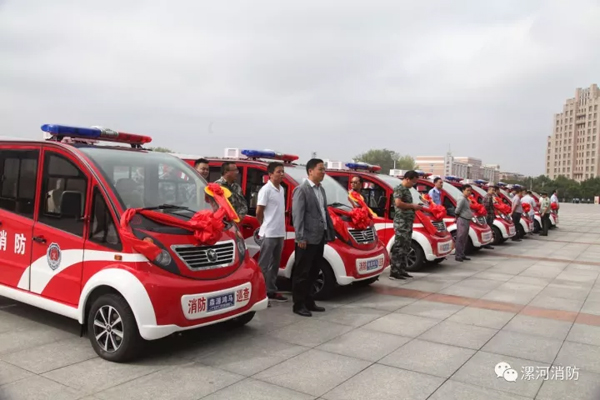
[354,149,417,174]
[149,147,173,153]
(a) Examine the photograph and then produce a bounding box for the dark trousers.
[292,235,325,308]
[541,214,550,236]
[455,217,470,259]
[512,212,522,239]
[486,215,495,226]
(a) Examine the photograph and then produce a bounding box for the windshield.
[471,185,487,198]
[284,167,352,207]
[79,147,211,214]
[442,182,462,202]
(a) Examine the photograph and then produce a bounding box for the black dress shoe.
[307,303,325,312]
[463,257,472,261]
[293,306,312,317]
[455,258,464,262]
[484,245,494,249]
[400,271,413,278]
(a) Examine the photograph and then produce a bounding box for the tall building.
[546,84,600,181]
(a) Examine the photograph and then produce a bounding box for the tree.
[354,149,417,174]
[149,147,173,153]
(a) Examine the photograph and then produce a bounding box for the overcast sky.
[1,0,599,176]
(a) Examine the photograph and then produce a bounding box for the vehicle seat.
[47,179,65,213]
[116,178,144,209]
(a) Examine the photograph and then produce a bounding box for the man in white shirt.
[256,162,288,303]
[551,190,560,214]
[521,190,536,233]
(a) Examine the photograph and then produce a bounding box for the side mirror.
[60,191,83,218]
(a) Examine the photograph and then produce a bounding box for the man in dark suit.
[291,158,335,317]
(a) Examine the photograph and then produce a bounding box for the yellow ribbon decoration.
[205,185,241,223]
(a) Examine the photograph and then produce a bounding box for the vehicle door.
[29,148,91,306]
[241,165,266,258]
[0,147,40,289]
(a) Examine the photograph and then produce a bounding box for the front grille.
[349,226,376,244]
[172,240,235,271]
[432,221,446,232]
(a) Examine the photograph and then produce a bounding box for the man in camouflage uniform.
[390,170,422,280]
[215,161,248,220]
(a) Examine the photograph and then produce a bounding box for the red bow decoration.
[329,208,351,242]
[348,190,378,218]
[550,203,558,210]
[421,194,447,221]
[522,203,531,213]
[119,183,238,262]
[329,206,371,232]
[494,201,511,215]
[468,196,487,217]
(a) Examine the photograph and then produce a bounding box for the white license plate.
[437,241,452,254]
[509,225,516,236]
[357,255,385,275]
[181,283,252,320]
[482,232,493,243]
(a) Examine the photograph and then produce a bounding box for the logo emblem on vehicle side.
[206,249,218,262]
[47,243,62,271]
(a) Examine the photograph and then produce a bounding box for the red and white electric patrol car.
[463,181,517,244]
[495,187,533,237]
[326,162,453,271]
[0,125,268,362]
[416,177,494,253]
[178,149,390,299]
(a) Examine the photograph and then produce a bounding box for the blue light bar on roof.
[345,162,381,172]
[474,179,488,185]
[41,124,152,145]
[445,175,462,182]
[240,149,299,162]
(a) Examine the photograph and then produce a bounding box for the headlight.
[154,249,172,267]
[471,217,478,224]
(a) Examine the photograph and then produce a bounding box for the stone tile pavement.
[2,204,600,399]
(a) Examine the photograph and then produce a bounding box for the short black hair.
[461,184,472,192]
[351,175,363,183]
[267,162,284,174]
[194,158,209,168]
[306,158,324,174]
[221,161,236,176]
[433,177,442,184]
[403,170,419,180]
[514,187,522,193]
[527,190,532,195]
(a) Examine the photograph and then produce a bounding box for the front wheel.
[310,261,336,300]
[534,220,541,233]
[87,293,143,363]
[406,241,425,272]
[492,226,503,245]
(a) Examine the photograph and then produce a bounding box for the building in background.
[499,172,526,181]
[415,153,500,182]
[546,84,600,181]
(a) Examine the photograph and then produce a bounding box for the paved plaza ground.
[2,204,600,399]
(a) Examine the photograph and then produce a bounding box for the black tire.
[354,277,378,287]
[311,261,336,300]
[516,223,525,239]
[87,293,143,363]
[534,220,541,233]
[224,311,255,328]
[492,225,503,245]
[466,237,477,254]
[406,241,425,272]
